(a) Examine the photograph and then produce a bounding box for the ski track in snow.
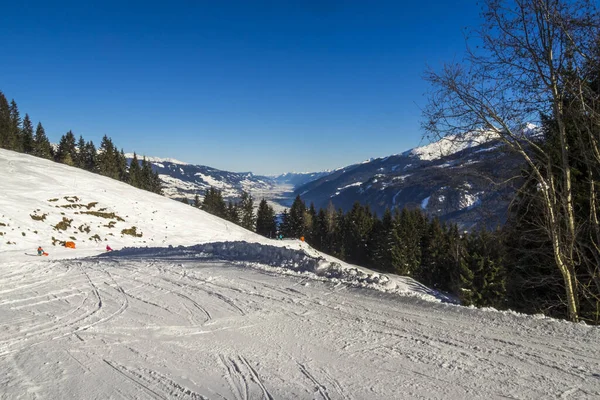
[1,255,599,399]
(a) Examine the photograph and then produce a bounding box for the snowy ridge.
[411,130,500,161]
[124,153,189,165]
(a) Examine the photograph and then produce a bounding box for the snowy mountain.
[271,171,332,188]
[124,153,275,201]
[294,132,523,228]
[125,154,330,211]
[1,148,600,399]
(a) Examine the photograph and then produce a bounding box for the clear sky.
[0,1,481,175]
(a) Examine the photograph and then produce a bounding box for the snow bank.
[99,241,450,303]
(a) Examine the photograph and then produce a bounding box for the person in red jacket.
[106,245,113,252]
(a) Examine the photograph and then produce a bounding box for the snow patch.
[421,196,430,209]
[337,182,362,191]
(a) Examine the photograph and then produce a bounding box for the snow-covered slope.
[2,149,600,399]
[410,130,500,161]
[0,149,435,300]
[294,132,522,228]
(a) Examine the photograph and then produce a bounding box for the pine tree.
[21,114,34,154]
[8,100,22,151]
[75,135,86,168]
[288,195,306,238]
[139,156,154,190]
[256,199,277,238]
[129,153,141,188]
[344,202,374,266]
[83,140,96,171]
[279,209,291,238]
[202,187,226,218]
[464,229,506,308]
[56,131,77,165]
[97,135,119,179]
[226,201,240,224]
[33,122,53,159]
[193,194,201,208]
[150,170,162,194]
[238,191,256,231]
[418,218,452,291]
[333,208,347,259]
[304,203,317,242]
[312,208,328,251]
[0,92,10,149]
[369,208,394,272]
[117,150,128,182]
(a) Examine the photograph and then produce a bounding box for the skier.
[37,246,46,256]
[106,245,113,252]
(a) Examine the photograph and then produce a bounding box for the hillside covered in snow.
[1,149,600,399]
[294,131,523,228]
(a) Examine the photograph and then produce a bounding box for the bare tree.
[423,0,600,322]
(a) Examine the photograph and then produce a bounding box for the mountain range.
[139,132,524,228]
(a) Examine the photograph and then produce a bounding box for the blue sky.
[1,1,481,175]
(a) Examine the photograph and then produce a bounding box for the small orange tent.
[65,241,76,249]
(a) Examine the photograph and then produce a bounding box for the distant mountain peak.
[124,153,189,165]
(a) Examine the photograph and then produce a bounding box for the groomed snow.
[1,149,600,399]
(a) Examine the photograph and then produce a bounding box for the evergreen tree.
[418,218,453,291]
[21,114,34,154]
[97,135,119,179]
[332,208,346,259]
[55,131,77,165]
[202,187,226,218]
[83,140,96,171]
[226,201,240,224]
[288,195,306,238]
[344,202,374,266]
[139,156,154,190]
[117,150,128,182]
[149,169,162,194]
[279,209,291,238]
[312,208,328,251]
[305,203,317,242]
[128,153,141,188]
[256,199,277,238]
[8,100,22,151]
[238,191,256,231]
[33,122,53,159]
[193,194,201,208]
[0,92,10,149]
[463,229,506,308]
[75,135,86,168]
[369,208,394,272]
